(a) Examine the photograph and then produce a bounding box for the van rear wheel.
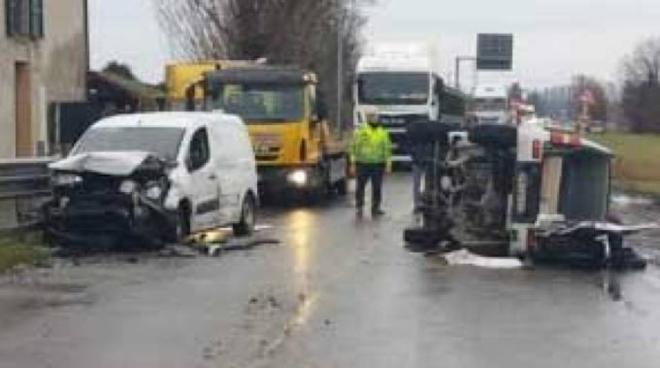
[233,194,256,237]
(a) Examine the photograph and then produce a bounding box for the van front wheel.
[233,194,256,237]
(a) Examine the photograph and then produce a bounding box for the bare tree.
[102,61,137,81]
[621,37,660,132]
[153,0,372,129]
[571,75,609,122]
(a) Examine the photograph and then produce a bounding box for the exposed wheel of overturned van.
[406,121,456,144]
[469,124,517,148]
[233,193,256,237]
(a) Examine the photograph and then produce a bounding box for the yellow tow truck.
[181,64,348,199]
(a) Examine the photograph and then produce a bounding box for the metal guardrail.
[0,157,55,200]
[0,157,57,233]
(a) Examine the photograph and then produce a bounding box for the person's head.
[361,107,380,127]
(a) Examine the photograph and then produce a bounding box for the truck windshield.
[473,98,508,112]
[72,127,185,161]
[207,84,305,123]
[358,72,429,105]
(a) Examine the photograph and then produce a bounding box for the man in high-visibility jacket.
[351,109,392,217]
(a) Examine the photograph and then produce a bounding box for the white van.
[45,112,258,247]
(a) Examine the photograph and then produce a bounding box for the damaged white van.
[44,112,258,248]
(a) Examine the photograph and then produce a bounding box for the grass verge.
[589,132,660,196]
[0,235,51,273]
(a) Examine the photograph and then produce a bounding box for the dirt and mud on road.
[1,175,660,368]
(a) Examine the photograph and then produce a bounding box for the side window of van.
[188,128,210,172]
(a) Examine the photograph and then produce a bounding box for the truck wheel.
[233,194,256,237]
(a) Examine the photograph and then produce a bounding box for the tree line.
[621,37,660,133]
[530,37,660,134]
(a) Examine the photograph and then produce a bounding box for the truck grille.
[380,114,427,156]
[379,114,427,128]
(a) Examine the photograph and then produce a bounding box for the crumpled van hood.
[49,151,154,177]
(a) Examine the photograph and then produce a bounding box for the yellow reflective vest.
[351,124,392,164]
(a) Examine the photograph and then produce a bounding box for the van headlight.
[144,184,163,200]
[119,180,138,194]
[52,173,82,187]
[287,170,308,187]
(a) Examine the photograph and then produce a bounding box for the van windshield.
[73,127,185,161]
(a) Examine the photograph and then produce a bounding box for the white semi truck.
[354,44,465,163]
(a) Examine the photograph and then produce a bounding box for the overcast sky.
[90,0,660,89]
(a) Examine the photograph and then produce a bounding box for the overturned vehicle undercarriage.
[404,122,652,269]
[43,152,178,249]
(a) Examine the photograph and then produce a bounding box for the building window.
[5,0,43,38]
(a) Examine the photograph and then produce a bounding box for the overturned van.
[44,112,258,248]
[404,120,651,269]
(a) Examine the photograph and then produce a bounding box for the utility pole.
[454,56,476,91]
[336,1,344,133]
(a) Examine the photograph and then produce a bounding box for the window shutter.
[6,0,16,36]
[29,0,42,38]
[17,0,28,35]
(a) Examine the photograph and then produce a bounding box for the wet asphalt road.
[2,174,660,368]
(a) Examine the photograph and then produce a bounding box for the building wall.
[0,0,87,159]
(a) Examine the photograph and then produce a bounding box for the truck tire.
[233,194,256,237]
[469,125,517,148]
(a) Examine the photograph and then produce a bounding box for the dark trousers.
[355,163,385,211]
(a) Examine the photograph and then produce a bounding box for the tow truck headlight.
[119,180,138,195]
[52,173,82,187]
[287,170,308,187]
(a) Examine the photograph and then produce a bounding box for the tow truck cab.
[199,67,348,198]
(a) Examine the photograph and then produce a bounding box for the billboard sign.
[477,34,514,71]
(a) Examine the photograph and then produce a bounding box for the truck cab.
[468,84,511,126]
[200,67,348,198]
[354,63,465,163]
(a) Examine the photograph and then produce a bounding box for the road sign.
[477,34,513,71]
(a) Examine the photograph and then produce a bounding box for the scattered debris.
[246,293,284,314]
[611,194,655,207]
[442,249,524,269]
[178,224,281,257]
[158,244,199,258]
